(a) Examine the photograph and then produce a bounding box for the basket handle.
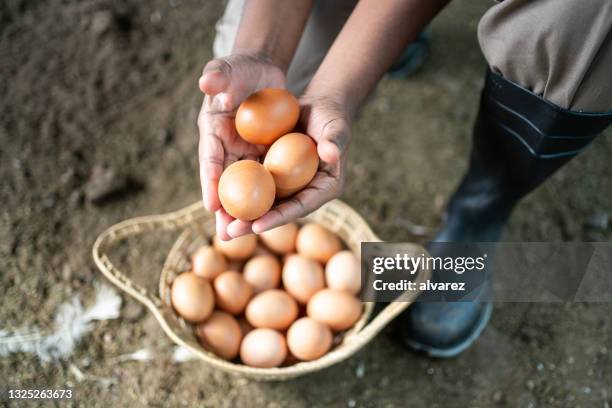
[347,258,432,349]
[92,202,206,308]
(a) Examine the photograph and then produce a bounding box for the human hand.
[197,52,285,240]
[225,93,352,238]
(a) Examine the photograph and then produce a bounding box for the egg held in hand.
[195,311,242,360]
[263,133,319,198]
[240,328,287,368]
[218,160,276,221]
[170,272,215,323]
[235,88,300,145]
[287,317,333,361]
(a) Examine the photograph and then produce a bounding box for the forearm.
[233,0,314,72]
[306,0,449,117]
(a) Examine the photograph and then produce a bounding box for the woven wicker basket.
[92,199,430,381]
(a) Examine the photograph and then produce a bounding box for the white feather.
[172,346,198,363]
[84,283,122,321]
[114,348,153,362]
[0,282,122,361]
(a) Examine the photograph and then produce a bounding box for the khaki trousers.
[214,0,612,112]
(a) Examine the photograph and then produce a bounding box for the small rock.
[585,212,609,230]
[536,362,544,371]
[42,193,57,209]
[493,391,505,403]
[69,189,84,207]
[526,380,535,390]
[583,386,592,395]
[91,11,113,36]
[347,399,356,408]
[355,361,365,378]
[62,264,72,281]
[150,10,162,24]
[84,165,130,204]
[123,301,145,321]
[158,128,173,145]
[60,168,77,186]
[81,357,92,368]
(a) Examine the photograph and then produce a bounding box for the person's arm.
[199,0,313,94]
[198,0,313,240]
[308,0,449,116]
[248,0,450,234]
[232,0,313,72]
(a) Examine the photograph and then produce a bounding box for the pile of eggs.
[170,222,362,368]
[218,88,319,220]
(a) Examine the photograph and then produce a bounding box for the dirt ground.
[1,0,611,406]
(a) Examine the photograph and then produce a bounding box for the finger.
[316,119,350,165]
[199,59,232,95]
[215,208,234,241]
[252,175,338,233]
[227,219,254,238]
[198,107,224,212]
[317,140,341,164]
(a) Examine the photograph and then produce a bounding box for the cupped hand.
[197,52,285,240]
[225,94,353,238]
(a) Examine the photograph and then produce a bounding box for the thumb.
[317,119,350,164]
[198,59,232,95]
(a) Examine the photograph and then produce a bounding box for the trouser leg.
[213,0,356,95]
[437,0,612,243]
[478,0,612,112]
[402,0,612,358]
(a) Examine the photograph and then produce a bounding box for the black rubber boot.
[400,68,612,358]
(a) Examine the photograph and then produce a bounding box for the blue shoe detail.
[387,27,431,78]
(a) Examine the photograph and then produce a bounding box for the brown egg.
[195,311,242,360]
[287,317,333,361]
[243,254,281,294]
[263,133,319,198]
[235,88,300,146]
[282,254,325,304]
[192,245,227,280]
[296,223,341,263]
[240,328,287,368]
[259,223,298,254]
[213,234,257,260]
[307,289,362,331]
[218,160,276,220]
[325,250,361,295]
[171,272,214,323]
[213,271,253,315]
[245,289,298,330]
